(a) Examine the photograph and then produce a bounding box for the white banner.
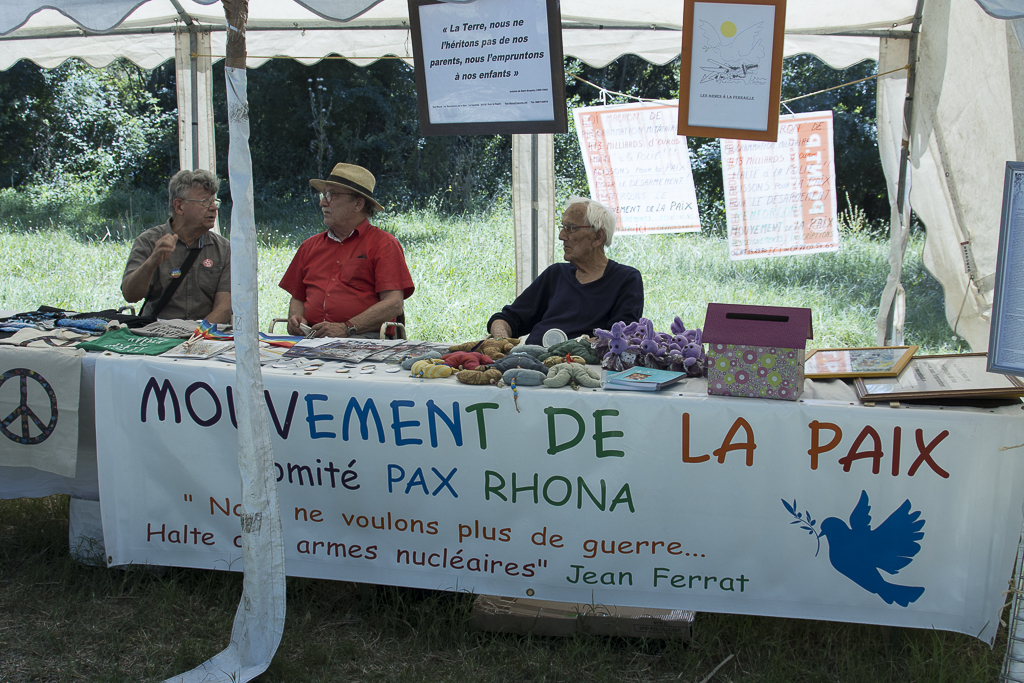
[0,346,82,477]
[94,356,1024,643]
[417,0,554,124]
[723,111,840,259]
[574,102,701,235]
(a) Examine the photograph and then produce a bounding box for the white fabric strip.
[165,64,287,683]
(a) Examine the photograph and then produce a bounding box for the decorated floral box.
[702,303,813,401]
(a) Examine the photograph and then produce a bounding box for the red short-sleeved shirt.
[278,220,415,325]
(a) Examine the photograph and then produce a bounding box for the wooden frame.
[677,0,786,142]
[408,0,567,136]
[854,353,1024,402]
[987,161,1024,376]
[804,345,917,379]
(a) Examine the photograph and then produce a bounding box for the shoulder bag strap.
[142,247,202,318]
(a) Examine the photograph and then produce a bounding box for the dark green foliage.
[0,61,49,188]
[211,58,511,215]
[0,59,176,193]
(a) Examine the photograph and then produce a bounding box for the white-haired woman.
[488,197,644,345]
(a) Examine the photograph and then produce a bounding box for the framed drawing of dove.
[677,0,787,142]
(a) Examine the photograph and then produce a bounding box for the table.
[4,350,1024,643]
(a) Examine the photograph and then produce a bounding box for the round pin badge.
[203,258,213,268]
[170,268,182,278]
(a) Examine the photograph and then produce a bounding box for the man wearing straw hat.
[280,163,415,339]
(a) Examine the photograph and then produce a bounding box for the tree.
[213,57,510,214]
[0,58,176,192]
[0,61,50,188]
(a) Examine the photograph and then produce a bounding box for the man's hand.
[121,232,180,303]
[149,232,178,266]
[287,313,309,336]
[490,319,513,339]
[310,321,349,338]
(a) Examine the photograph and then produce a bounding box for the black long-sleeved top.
[488,261,644,345]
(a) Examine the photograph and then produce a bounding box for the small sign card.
[408,0,567,135]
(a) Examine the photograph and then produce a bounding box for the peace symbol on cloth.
[0,368,58,445]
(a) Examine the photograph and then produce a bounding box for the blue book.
[602,367,687,391]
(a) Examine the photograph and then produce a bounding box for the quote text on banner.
[92,356,1024,643]
[574,103,701,235]
[723,111,839,259]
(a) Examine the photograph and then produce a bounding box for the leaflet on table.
[283,338,376,362]
[160,339,234,360]
[215,341,294,365]
[602,366,687,391]
[282,338,402,362]
[369,341,452,364]
[283,338,452,364]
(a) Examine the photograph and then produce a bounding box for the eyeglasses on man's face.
[559,223,591,235]
[182,197,222,208]
[320,191,359,203]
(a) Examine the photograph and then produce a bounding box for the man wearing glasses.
[279,163,414,338]
[487,196,643,345]
[121,169,232,323]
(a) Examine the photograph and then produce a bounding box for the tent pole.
[169,0,200,170]
[531,133,539,281]
[189,32,199,170]
[883,0,925,345]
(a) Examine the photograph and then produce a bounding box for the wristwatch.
[345,321,358,337]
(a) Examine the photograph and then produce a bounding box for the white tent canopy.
[1,0,900,70]
[2,0,1022,349]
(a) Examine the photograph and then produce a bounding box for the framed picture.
[408,0,567,136]
[854,353,1024,402]
[804,345,917,379]
[987,161,1024,377]
[677,0,787,142]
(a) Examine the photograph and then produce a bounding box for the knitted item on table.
[456,367,504,385]
[493,353,548,373]
[543,354,585,368]
[401,351,442,371]
[511,344,547,359]
[447,337,519,359]
[543,363,602,388]
[501,368,546,386]
[539,339,600,365]
[410,358,454,378]
[442,351,493,370]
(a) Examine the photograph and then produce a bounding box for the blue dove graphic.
[783,491,926,607]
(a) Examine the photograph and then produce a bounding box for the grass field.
[0,199,993,682]
[0,498,1007,682]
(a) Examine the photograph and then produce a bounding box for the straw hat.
[310,163,384,212]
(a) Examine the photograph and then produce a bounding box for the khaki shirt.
[122,220,231,320]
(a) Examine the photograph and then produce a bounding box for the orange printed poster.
[573,102,701,235]
[722,111,839,260]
